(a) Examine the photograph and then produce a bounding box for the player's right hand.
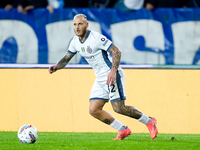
[48,65,58,74]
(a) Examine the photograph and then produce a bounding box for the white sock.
[110,119,125,131]
[138,113,152,125]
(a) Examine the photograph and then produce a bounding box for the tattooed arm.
[106,45,121,85]
[48,52,75,74]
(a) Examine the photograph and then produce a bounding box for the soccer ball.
[18,124,38,144]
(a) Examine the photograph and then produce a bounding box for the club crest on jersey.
[86,46,92,53]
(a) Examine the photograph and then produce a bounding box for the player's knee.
[89,107,100,117]
[89,108,94,116]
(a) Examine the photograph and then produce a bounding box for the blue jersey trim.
[89,98,109,102]
[110,97,126,103]
[116,71,126,100]
[79,30,91,44]
[67,37,74,50]
[107,43,113,52]
[102,50,112,69]
[68,50,77,54]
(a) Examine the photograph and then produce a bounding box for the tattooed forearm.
[57,52,75,70]
[109,45,121,71]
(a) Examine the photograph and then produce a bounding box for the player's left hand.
[106,70,116,85]
[49,65,58,74]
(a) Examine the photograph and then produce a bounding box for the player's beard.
[75,27,87,38]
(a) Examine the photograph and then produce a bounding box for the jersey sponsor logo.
[86,46,92,53]
[81,47,85,52]
[103,40,108,46]
[84,55,95,60]
[101,38,105,41]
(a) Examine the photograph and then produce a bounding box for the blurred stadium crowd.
[0,0,199,14]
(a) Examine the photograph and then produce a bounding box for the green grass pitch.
[1,132,200,150]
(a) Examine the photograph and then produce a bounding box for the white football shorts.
[89,71,126,103]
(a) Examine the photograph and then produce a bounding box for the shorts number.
[108,84,116,93]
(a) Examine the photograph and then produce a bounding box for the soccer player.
[49,14,158,140]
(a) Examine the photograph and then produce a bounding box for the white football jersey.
[68,30,124,81]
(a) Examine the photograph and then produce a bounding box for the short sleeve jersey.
[68,30,122,81]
